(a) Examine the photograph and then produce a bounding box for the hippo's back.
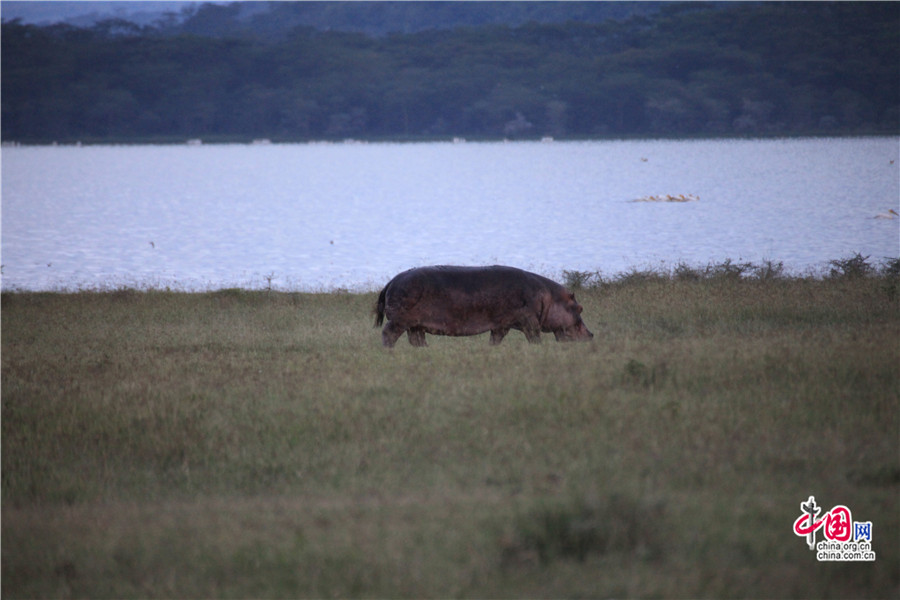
[391,265,552,293]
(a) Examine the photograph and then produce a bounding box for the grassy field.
[2,264,899,598]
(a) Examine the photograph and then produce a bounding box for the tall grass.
[2,260,898,598]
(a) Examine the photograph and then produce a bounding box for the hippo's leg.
[407,327,427,347]
[381,321,406,348]
[522,317,542,344]
[490,328,509,345]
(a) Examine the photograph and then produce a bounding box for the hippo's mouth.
[554,325,594,342]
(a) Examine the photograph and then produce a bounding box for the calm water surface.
[2,138,898,291]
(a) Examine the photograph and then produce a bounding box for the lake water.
[2,138,898,292]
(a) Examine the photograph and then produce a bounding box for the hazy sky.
[1,1,221,25]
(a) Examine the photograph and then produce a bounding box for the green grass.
[2,271,899,598]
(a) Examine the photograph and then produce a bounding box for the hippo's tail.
[374,286,387,327]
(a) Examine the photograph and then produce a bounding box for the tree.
[2,2,898,141]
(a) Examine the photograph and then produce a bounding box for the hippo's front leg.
[407,327,427,347]
[522,316,542,344]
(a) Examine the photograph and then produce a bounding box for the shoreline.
[3,255,898,295]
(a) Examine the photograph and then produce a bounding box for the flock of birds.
[632,193,700,202]
[634,156,897,219]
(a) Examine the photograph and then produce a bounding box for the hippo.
[374,265,593,348]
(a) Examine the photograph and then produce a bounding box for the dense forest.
[165,1,669,38]
[2,2,898,142]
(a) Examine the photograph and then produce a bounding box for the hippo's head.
[554,317,594,342]
[546,291,594,342]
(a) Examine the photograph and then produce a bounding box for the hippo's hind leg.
[490,328,509,345]
[407,326,427,347]
[381,321,406,348]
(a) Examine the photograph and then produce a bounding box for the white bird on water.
[874,209,898,219]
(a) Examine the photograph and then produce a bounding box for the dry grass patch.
[3,269,898,597]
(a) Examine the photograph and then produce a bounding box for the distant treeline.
[169,1,667,38]
[2,2,898,142]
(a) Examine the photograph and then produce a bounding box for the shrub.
[613,266,670,287]
[828,253,874,279]
[752,259,786,281]
[708,258,754,281]
[881,257,900,278]
[673,262,704,282]
[562,270,599,290]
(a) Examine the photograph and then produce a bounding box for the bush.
[881,257,900,278]
[575,256,895,290]
[752,259,786,281]
[828,253,875,279]
[562,270,600,290]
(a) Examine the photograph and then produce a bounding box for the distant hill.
[1,1,666,37]
[0,1,208,27]
[171,1,666,37]
[3,2,897,142]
